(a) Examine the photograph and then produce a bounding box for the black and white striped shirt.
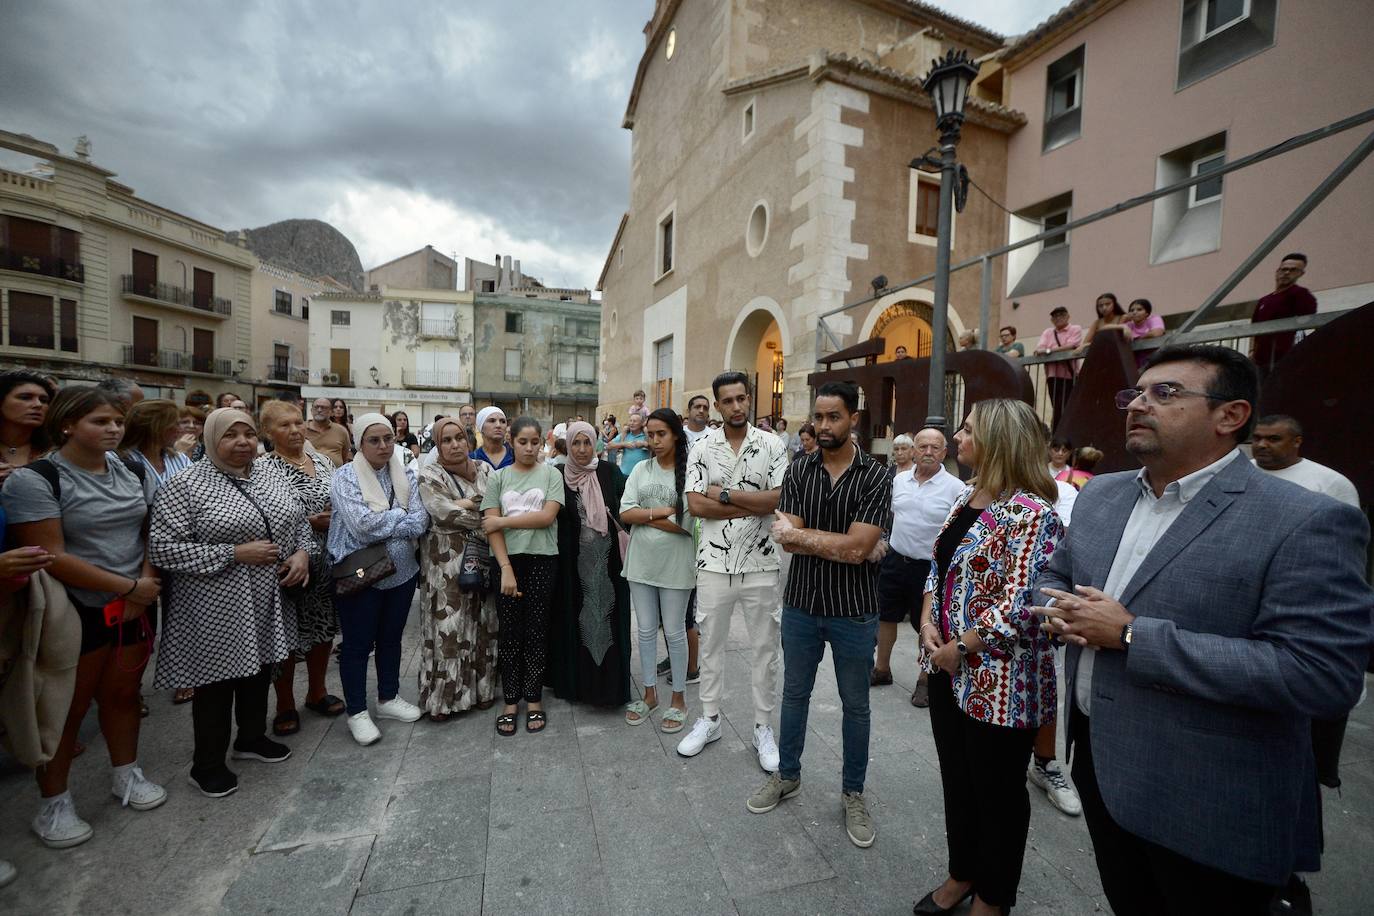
[779,446,892,617]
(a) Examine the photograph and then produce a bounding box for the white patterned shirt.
[685,424,788,574]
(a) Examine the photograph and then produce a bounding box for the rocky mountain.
[228,219,364,291]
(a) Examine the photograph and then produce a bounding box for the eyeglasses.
[1114,383,1228,409]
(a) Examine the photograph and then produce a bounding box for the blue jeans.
[335,575,419,716]
[778,606,878,793]
[628,581,691,693]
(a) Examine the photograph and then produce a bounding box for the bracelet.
[121,578,138,597]
[919,622,936,633]
[500,563,512,569]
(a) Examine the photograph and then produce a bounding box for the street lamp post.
[919,49,980,433]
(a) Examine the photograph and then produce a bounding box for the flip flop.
[496,713,518,737]
[624,700,658,726]
[272,710,301,737]
[525,710,547,733]
[303,694,346,717]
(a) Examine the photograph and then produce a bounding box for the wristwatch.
[718,489,732,505]
[1120,623,1133,650]
[956,639,969,657]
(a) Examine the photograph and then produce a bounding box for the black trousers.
[927,671,1037,908]
[191,666,271,776]
[497,554,556,704]
[1046,376,1074,432]
[1069,706,1277,915]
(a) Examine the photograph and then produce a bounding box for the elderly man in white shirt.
[873,428,964,707]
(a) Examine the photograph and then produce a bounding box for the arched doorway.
[870,300,934,359]
[726,298,790,423]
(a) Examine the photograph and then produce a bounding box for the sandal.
[660,707,687,734]
[624,700,657,726]
[429,712,450,723]
[303,694,346,717]
[272,710,301,737]
[525,710,547,733]
[496,713,518,737]
[476,699,496,711]
[173,688,195,705]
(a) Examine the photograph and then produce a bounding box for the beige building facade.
[304,286,475,423]
[596,0,1019,425]
[245,258,337,398]
[471,292,600,425]
[996,0,1374,341]
[0,129,254,403]
[367,245,458,292]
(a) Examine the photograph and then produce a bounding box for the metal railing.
[419,317,460,338]
[267,362,309,383]
[402,369,464,389]
[121,275,232,316]
[0,247,84,283]
[121,346,232,376]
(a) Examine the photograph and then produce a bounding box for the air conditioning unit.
[323,372,339,385]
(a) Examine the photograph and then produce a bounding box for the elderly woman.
[417,417,498,720]
[472,406,511,469]
[328,413,430,746]
[149,408,312,799]
[258,400,343,736]
[547,421,631,709]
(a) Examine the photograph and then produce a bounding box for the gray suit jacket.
[1039,455,1372,884]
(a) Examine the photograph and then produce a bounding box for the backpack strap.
[118,453,147,485]
[27,458,61,502]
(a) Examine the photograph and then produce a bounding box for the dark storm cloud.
[0,0,651,283]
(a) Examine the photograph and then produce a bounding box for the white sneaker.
[31,794,93,849]
[348,711,382,746]
[111,764,167,811]
[753,724,780,773]
[1028,758,1082,817]
[676,716,721,757]
[375,696,422,722]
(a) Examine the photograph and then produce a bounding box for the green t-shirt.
[479,462,564,556]
[619,458,695,589]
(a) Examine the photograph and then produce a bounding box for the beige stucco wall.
[248,259,324,384]
[1001,0,1374,339]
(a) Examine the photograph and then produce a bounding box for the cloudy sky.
[1,0,1061,290]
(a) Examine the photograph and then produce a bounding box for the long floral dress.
[417,460,499,715]
[259,451,337,652]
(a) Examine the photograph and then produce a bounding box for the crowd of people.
[0,331,1367,916]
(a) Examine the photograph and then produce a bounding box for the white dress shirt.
[1075,449,1243,714]
[888,464,966,560]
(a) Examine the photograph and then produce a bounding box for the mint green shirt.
[479,463,564,556]
[619,458,695,589]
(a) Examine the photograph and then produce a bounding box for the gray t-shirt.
[3,451,155,606]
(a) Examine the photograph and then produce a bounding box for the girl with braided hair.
[618,408,695,733]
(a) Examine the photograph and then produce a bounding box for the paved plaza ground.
[1,600,1371,915]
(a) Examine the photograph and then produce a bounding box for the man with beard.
[678,372,788,773]
[872,427,962,705]
[1032,346,1372,915]
[747,381,891,850]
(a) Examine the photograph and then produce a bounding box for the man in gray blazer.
[1033,345,1372,915]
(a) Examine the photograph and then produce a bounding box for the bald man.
[304,396,351,466]
[873,428,964,708]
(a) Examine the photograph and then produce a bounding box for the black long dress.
[545,460,632,707]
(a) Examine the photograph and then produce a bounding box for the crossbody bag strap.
[226,474,276,544]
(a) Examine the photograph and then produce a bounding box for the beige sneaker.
[746,772,800,814]
[843,791,875,847]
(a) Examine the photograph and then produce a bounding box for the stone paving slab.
[0,592,1370,915]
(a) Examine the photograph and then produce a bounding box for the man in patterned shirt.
[677,372,788,772]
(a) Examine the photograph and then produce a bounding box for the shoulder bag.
[331,486,397,597]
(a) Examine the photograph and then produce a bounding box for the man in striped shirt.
[746,381,892,850]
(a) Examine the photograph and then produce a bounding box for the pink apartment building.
[995,0,1374,340]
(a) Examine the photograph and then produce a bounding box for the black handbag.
[331,543,396,597]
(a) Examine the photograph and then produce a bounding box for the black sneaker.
[188,767,239,798]
[686,669,701,685]
[231,736,292,763]
[656,657,672,676]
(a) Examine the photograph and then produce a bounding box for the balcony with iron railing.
[402,368,464,389]
[0,247,84,283]
[267,362,310,384]
[419,317,461,338]
[121,346,233,376]
[120,274,232,317]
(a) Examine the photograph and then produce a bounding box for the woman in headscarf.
[546,421,632,708]
[257,400,342,736]
[417,417,498,720]
[471,406,512,469]
[149,408,312,798]
[327,413,430,746]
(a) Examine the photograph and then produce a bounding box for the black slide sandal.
[525,711,547,733]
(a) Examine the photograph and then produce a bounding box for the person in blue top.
[607,411,650,475]
[472,406,513,470]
